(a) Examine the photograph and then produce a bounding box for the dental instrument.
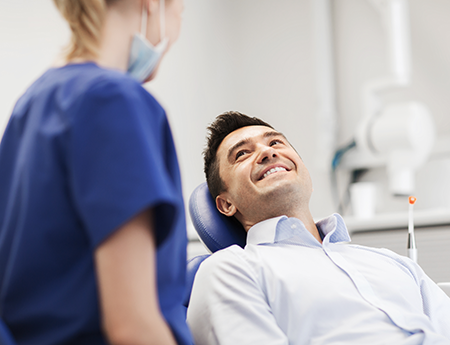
[408,196,417,263]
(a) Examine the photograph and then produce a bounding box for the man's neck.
[286,209,322,243]
[299,215,322,243]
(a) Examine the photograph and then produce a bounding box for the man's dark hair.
[203,111,274,200]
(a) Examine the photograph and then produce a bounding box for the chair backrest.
[0,319,16,345]
[188,182,246,252]
[184,182,247,310]
[183,254,210,308]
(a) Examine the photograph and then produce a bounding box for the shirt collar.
[316,213,351,244]
[246,213,350,247]
[246,216,286,245]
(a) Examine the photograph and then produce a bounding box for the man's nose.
[257,145,278,164]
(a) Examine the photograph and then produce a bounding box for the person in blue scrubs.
[0,0,192,344]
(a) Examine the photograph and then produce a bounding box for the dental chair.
[183,182,246,308]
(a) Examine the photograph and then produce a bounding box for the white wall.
[1,0,450,224]
[0,0,69,134]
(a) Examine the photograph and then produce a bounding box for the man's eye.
[236,151,246,159]
[270,139,283,146]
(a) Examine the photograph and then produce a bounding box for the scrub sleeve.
[70,78,178,248]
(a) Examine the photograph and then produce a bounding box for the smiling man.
[215,123,319,241]
[186,111,450,345]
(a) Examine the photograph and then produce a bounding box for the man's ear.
[215,194,237,217]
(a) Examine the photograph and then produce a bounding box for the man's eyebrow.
[226,131,287,162]
[263,131,286,140]
[227,138,251,162]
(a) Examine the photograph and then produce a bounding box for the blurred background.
[1,0,450,279]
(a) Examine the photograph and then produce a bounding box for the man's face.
[215,125,313,228]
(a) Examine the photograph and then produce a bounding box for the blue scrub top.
[0,63,192,345]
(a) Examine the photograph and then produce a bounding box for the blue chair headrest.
[189,182,246,252]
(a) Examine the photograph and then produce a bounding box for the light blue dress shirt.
[187,214,450,345]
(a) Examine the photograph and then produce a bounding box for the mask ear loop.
[159,0,165,40]
[140,1,148,36]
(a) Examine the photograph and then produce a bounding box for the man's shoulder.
[347,243,420,276]
[348,243,405,259]
[197,245,258,279]
[202,245,247,266]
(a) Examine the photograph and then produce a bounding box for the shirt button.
[291,224,297,229]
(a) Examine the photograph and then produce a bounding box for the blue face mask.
[127,0,168,83]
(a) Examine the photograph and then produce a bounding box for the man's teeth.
[263,167,287,179]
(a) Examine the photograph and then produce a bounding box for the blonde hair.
[53,0,109,61]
